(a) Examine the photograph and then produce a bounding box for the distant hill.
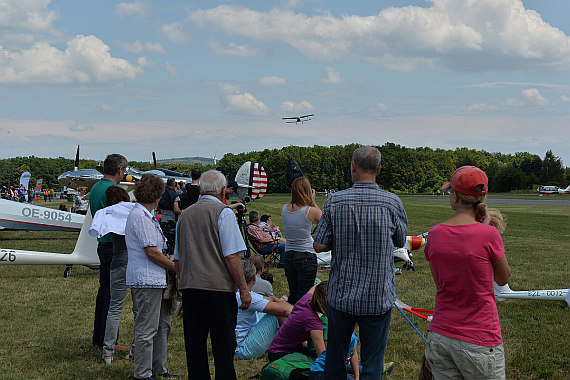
[157,156,214,166]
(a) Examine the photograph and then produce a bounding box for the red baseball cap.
[442,166,488,195]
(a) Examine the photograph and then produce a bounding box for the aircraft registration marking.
[0,250,16,262]
[21,207,73,223]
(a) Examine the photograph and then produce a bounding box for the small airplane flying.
[0,199,84,232]
[282,114,314,124]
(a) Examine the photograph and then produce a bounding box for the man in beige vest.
[175,169,251,380]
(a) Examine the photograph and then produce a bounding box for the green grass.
[0,194,568,379]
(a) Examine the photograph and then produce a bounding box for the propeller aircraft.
[282,114,314,124]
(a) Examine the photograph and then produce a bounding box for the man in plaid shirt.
[314,146,408,379]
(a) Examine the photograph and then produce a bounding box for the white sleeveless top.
[281,204,315,253]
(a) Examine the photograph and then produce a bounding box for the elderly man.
[174,170,251,380]
[89,153,128,350]
[235,259,292,360]
[313,146,408,380]
[247,210,287,267]
[250,254,274,297]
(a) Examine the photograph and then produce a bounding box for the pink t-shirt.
[425,223,505,346]
[268,292,323,354]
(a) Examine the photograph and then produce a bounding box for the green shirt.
[89,178,116,243]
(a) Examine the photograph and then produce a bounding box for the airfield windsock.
[19,172,31,189]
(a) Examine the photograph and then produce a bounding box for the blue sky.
[1,0,569,166]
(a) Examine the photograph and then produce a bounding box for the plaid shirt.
[314,182,408,315]
[247,224,274,249]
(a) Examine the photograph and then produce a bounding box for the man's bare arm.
[225,252,252,310]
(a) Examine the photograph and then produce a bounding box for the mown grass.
[0,194,568,379]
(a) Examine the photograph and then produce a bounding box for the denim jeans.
[93,242,113,347]
[258,242,287,265]
[324,305,392,380]
[102,235,132,356]
[284,251,317,305]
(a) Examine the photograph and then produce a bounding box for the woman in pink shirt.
[424,166,511,380]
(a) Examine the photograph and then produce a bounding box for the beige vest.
[177,197,236,292]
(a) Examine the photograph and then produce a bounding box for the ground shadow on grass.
[34,337,135,380]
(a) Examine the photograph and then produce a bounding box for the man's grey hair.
[199,170,226,194]
[103,154,128,176]
[249,210,259,223]
[352,146,382,174]
[242,259,257,283]
[166,177,176,187]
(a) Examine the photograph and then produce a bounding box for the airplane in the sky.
[282,114,314,124]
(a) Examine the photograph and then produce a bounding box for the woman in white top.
[281,177,322,305]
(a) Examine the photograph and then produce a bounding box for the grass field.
[0,194,568,379]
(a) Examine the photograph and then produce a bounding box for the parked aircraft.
[57,146,103,190]
[0,206,98,277]
[0,199,84,232]
[557,185,570,194]
[537,185,559,195]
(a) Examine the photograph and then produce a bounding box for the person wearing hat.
[424,166,511,380]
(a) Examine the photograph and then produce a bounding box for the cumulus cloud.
[258,76,286,86]
[321,67,343,83]
[137,56,153,67]
[0,35,143,83]
[120,40,165,54]
[208,40,259,57]
[561,95,570,103]
[219,82,241,94]
[521,88,549,106]
[188,0,570,72]
[223,92,270,115]
[162,22,188,43]
[280,100,314,112]
[116,1,149,19]
[0,0,60,49]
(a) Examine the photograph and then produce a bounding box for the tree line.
[0,144,567,194]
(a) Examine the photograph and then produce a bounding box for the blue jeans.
[235,314,280,359]
[258,242,287,265]
[93,242,113,347]
[284,251,317,305]
[324,305,392,380]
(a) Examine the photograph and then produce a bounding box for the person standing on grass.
[89,153,129,351]
[424,166,511,380]
[313,146,407,380]
[281,176,322,305]
[175,170,251,380]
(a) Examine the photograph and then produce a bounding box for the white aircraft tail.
[0,206,99,267]
[494,282,568,301]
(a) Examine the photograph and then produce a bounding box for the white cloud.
[116,1,149,19]
[561,95,570,103]
[100,104,112,112]
[0,0,60,49]
[280,101,314,112]
[258,76,286,86]
[137,56,153,67]
[208,40,259,57]
[120,40,165,54]
[223,92,269,115]
[0,35,143,84]
[321,67,342,83]
[162,22,188,43]
[189,0,570,72]
[219,82,241,94]
[161,62,181,77]
[521,88,549,106]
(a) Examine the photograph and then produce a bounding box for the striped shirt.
[313,182,408,315]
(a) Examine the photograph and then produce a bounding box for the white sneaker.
[103,355,112,365]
